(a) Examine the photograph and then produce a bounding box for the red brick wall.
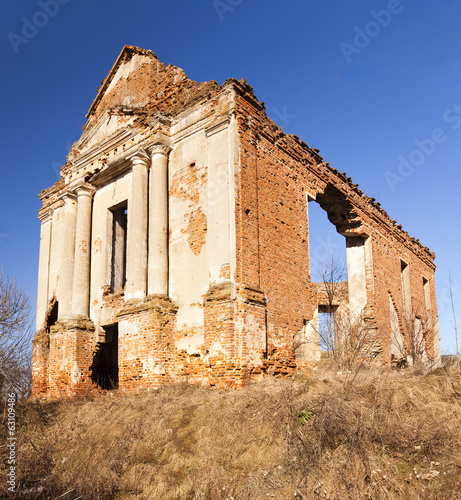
[116,296,178,392]
[31,330,49,397]
[47,320,95,398]
[232,81,438,366]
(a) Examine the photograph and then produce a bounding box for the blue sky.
[1,0,460,354]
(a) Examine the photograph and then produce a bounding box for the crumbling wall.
[33,47,440,400]
[232,79,439,367]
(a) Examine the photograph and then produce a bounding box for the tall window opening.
[318,304,339,352]
[400,260,411,319]
[90,324,119,390]
[110,202,127,293]
[346,236,367,315]
[414,316,427,363]
[307,198,347,282]
[389,293,405,365]
[423,277,433,331]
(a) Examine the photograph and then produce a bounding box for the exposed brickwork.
[47,320,95,398]
[31,330,49,397]
[33,46,440,400]
[170,161,208,255]
[116,296,178,392]
[85,47,220,126]
[185,207,207,256]
[232,79,439,368]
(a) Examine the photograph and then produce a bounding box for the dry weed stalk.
[2,366,461,499]
[449,270,461,384]
[315,258,377,371]
[390,305,440,373]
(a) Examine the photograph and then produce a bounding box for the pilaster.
[71,182,95,317]
[36,209,53,330]
[148,143,171,295]
[125,151,150,301]
[58,193,77,320]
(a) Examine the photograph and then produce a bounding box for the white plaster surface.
[346,237,367,316]
[90,171,131,322]
[295,309,321,361]
[175,333,203,355]
[36,217,52,329]
[169,115,234,331]
[58,197,77,319]
[48,206,64,304]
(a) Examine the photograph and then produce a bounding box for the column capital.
[149,143,171,157]
[38,209,53,223]
[130,150,151,169]
[70,179,96,199]
[60,191,77,204]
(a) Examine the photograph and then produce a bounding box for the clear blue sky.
[1,0,460,353]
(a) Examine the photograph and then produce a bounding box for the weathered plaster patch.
[94,236,102,253]
[170,162,207,204]
[207,340,225,358]
[170,162,208,255]
[70,361,81,384]
[176,332,204,355]
[185,206,207,255]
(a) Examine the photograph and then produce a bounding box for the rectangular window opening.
[423,277,433,331]
[389,293,405,364]
[318,304,338,352]
[110,202,127,293]
[307,198,347,283]
[400,260,411,319]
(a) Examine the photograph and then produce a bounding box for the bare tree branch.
[315,258,376,370]
[0,271,33,397]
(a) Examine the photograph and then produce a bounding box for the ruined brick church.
[32,46,441,398]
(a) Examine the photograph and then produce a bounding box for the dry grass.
[2,363,461,499]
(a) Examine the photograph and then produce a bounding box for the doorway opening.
[91,324,119,390]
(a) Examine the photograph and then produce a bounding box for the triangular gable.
[86,45,158,119]
[76,109,136,152]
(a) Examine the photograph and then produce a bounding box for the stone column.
[125,152,150,301]
[71,182,95,317]
[148,144,171,296]
[36,210,53,330]
[58,193,77,320]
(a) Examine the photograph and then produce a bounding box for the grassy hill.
[2,363,461,499]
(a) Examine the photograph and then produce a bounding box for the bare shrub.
[0,272,33,398]
[390,311,438,372]
[316,259,376,370]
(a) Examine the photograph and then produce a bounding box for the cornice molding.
[71,128,135,171]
